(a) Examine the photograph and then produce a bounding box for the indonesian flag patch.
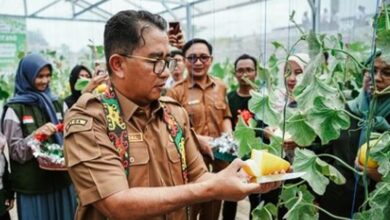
[22,115,34,124]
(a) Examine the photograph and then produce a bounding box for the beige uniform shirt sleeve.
[64,94,128,206]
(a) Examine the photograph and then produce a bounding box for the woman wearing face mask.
[1,54,77,220]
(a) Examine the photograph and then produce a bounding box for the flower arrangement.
[210,133,238,161]
[28,123,67,171]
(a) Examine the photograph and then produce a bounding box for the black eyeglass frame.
[119,54,177,75]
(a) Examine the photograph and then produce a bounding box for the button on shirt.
[64,91,207,220]
[167,75,232,138]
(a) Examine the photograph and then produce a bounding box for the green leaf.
[267,136,283,156]
[307,31,321,58]
[251,201,277,220]
[293,148,345,195]
[268,54,278,68]
[370,133,390,177]
[306,97,350,145]
[280,185,318,220]
[271,41,285,50]
[233,117,263,157]
[295,76,338,109]
[0,80,10,101]
[354,180,390,220]
[248,90,280,127]
[74,78,90,91]
[293,52,324,97]
[95,45,105,59]
[315,158,346,185]
[285,113,316,146]
[211,63,225,79]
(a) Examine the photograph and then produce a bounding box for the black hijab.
[64,65,92,108]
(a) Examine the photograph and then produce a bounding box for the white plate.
[256,172,306,183]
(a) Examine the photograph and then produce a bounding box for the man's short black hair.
[182,38,213,56]
[234,54,258,70]
[104,10,167,73]
[170,50,184,58]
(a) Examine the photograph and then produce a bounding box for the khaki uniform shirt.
[64,91,207,220]
[166,75,232,138]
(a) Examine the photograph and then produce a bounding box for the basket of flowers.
[28,123,67,171]
[210,133,238,162]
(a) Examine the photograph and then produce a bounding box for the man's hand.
[36,122,57,137]
[5,198,14,211]
[204,159,282,201]
[168,30,184,49]
[83,73,109,93]
[355,158,382,182]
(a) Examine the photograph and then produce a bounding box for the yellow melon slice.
[243,149,290,177]
[358,141,379,169]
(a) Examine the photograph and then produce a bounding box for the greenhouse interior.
[0,0,390,220]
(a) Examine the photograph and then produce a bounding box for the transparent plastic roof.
[0,0,270,22]
[0,0,381,61]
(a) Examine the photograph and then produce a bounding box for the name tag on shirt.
[188,99,200,105]
[129,133,143,142]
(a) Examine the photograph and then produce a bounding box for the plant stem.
[318,153,363,176]
[340,109,364,122]
[332,78,347,103]
[283,191,303,219]
[242,77,259,90]
[301,202,352,220]
[359,182,388,209]
[283,180,306,189]
[328,48,367,69]
[362,94,378,209]
[374,85,390,96]
[384,2,390,30]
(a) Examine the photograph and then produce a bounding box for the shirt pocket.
[211,101,227,126]
[167,143,184,185]
[129,144,150,187]
[186,101,203,129]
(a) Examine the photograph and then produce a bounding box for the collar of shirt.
[115,89,163,122]
[186,75,215,90]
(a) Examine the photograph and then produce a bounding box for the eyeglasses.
[374,67,390,78]
[119,54,177,75]
[235,68,256,75]
[185,54,212,64]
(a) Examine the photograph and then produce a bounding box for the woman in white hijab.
[273,53,310,110]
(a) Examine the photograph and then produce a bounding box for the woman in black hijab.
[64,65,92,109]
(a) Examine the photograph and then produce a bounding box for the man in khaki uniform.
[167,39,232,220]
[64,10,280,220]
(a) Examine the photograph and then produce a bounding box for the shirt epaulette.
[159,96,182,106]
[74,93,100,109]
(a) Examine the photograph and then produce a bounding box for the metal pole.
[185,3,193,40]
[308,0,321,33]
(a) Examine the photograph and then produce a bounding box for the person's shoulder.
[166,78,188,99]
[159,96,182,107]
[159,96,188,122]
[170,78,187,89]
[64,93,104,136]
[227,90,236,98]
[210,76,227,87]
[65,93,103,122]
